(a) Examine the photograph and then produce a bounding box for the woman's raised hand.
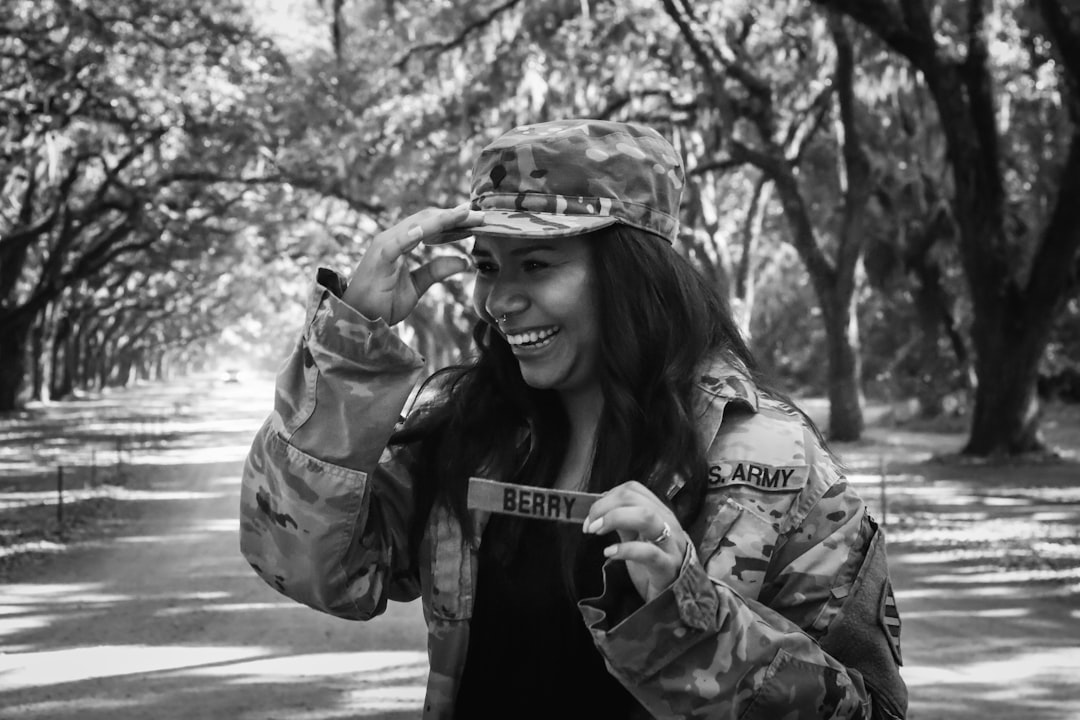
[342,205,485,325]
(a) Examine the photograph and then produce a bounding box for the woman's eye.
[474,261,497,275]
[523,260,548,272]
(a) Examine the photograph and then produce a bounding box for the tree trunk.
[73,324,88,391]
[823,294,864,440]
[136,352,150,381]
[0,316,32,410]
[51,312,74,399]
[911,255,952,417]
[115,351,131,387]
[30,314,45,402]
[964,303,1048,454]
[771,173,866,442]
[99,337,116,388]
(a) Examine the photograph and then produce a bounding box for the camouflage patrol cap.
[427,118,685,245]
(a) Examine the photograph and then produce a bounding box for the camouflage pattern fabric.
[426,119,684,245]
[239,270,907,720]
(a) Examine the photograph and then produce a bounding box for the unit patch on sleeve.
[707,461,808,492]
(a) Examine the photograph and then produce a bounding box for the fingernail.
[467,210,485,223]
[587,518,604,534]
[603,545,617,557]
[407,225,424,241]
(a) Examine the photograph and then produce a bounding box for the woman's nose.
[485,278,528,320]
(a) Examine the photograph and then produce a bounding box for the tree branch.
[784,83,835,165]
[807,0,934,71]
[0,171,51,300]
[161,170,385,217]
[962,0,1001,191]
[771,168,837,288]
[687,156,752,176]
[392,0,524,69]
[726,138,787,177]
[735,175,771,299]
[659,0,738,128]
[1037,0,1080,120]
[831,13,872,292]
[1027,127,1080,314]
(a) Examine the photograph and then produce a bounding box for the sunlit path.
[838,427,1080,720]
[0,378,428,720]
[3,379,1080,719]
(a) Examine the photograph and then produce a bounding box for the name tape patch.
[707,462,807,492]
[467,477,600,524]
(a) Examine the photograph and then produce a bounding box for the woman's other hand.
[583,481,689,603]
[342,204,485,325]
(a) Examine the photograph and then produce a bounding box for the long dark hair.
[392,225,760,588]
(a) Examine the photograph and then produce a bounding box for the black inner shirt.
[454,515,638,719]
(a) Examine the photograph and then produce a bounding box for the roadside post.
[56,465,64,526]
[879,455,888,526]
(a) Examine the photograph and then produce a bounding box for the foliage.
[0,0,300,400]
[808,0,1080,454]
[3,0,1079,459]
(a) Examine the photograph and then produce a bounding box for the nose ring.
[497,313,509,324]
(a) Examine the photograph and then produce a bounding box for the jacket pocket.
[420,504,474,621]
[698,496,780,600]
[739,649,855,720]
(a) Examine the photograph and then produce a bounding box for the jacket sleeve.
[579,412,906,719]
[239,269,427,619]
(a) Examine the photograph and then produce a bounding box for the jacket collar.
[693,354,760,446]
[694,355,760,411]
[652,355,760,501]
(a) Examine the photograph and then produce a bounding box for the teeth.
[507,327,559,346]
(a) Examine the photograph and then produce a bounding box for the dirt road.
[1,379,1078,719]
[0,453,430,720]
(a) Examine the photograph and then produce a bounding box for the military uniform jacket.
[239,272,908,720]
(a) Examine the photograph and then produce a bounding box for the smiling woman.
[471,235,600,398]
[239,119,908,720]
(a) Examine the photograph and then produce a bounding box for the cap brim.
[423,210,617,245]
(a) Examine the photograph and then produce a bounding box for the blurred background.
[2,0,1078,454]
[2,1,1080,719]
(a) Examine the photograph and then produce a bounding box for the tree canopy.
[3,0,1079,458]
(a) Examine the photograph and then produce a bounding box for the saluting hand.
[342,205,485,325]
[583,480,689,604]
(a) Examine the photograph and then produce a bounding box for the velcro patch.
[707,461,808,492]
[467,477,600,524]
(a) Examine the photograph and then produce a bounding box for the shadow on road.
[0,455,430,719]
[834,425,1080,720]
[1,378,1079,719]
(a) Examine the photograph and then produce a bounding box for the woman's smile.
[504,326,561,351]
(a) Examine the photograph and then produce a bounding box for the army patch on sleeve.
[707,460,808,492]
[881,580,903,664]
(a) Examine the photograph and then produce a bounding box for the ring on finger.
[647,521,672,546]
